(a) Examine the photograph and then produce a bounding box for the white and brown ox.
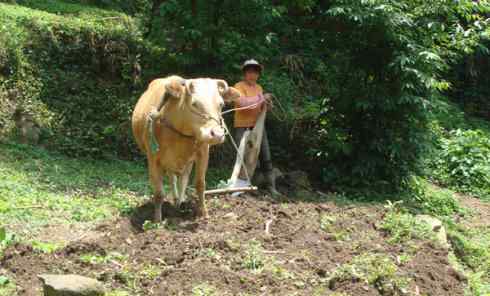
[132,75,240,222]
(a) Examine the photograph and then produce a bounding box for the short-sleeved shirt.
[233,81,265,128]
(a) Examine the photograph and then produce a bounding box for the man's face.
[244,69,260,83]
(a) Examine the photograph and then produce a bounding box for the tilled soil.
[1,194,466,295]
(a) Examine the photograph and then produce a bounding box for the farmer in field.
[232,59,279,196]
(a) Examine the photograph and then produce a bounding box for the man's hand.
[264,93,274,110]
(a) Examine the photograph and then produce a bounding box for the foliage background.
[0,0,489,193]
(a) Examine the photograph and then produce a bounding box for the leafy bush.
[0,2,165,157]
[430,129,490,198]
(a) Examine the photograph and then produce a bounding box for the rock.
[416,215,449,249]
[39,274,105,296]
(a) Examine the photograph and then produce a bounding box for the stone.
[39,274,105,296]
[416,215,449,249]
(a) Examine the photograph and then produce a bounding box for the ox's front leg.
[195,145,210,218]
[148,158,165,222]
[175,162,194,208]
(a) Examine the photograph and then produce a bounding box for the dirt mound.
[2,195,466,295]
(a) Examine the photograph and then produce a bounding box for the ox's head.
[167,78,240,145]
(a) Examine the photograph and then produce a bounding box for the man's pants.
[234,127,273,173]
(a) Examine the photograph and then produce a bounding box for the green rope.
[147,114,159,154]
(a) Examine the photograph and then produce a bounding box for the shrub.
[430,129,490,198]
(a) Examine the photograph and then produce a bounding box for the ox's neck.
[163,101,194,137]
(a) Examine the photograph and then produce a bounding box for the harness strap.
[160,117,195,139]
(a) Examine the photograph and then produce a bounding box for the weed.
[242,239,266,273]
[396,253,413,266]
[114,269,138,290]
[139,264,161,280]
[142,220,163,231]
[408,179,463,217]
[0,227,15,255]
[271,265,295,280]
[105,291,131,296]
[0,276,16,296]
[192,283,217,296]
[79,251,127,265]
[319,214,351,241]
[466,271,490,296]
[319,214,336,231]
[379,201,431,244]
[328,253,410,295]
[31,241,60,254]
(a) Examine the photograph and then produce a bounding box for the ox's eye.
[219,101,224,108]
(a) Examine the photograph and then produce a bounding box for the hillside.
[1,1,490,295]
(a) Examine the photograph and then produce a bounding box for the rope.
[268,94,289,122]
[221,99,265,116]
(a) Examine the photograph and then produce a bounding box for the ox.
[132,76,240,222]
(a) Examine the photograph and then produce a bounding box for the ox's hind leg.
[148,159,165,222]
[195,145,210,218]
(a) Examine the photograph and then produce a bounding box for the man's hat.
[241,59,263,72]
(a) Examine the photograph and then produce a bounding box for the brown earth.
[2,194,466,296]
[456,193,490,228]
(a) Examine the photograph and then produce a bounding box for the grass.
[0,141,147,242]
[319,214,351,241]
[0,1,136,32]
[192,283,217,296]
[0,275,16,296]
[242,239,266,273]
[448,224,490,295]
[379,201,432,244]
[327,253,410,294]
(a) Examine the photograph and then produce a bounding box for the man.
[232,59,279,196]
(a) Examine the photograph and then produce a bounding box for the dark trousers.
[234,127,272,172]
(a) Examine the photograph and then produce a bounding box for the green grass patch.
[242,239,266,273]
[0,275,16,296]
[192,283,217,296]
[379,201,432,244]
[447,225,490,295]
[0,142,147,240]
[328,253,410,294]
[319,214,351,241]
[0,1,136,33]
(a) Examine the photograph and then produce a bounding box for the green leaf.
[0,276,9,286]
[0,227,5,243]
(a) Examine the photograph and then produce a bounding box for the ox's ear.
[222,87,241,103]
[215,79,240,103]
[215,79,229,95]
[185,79,195,95]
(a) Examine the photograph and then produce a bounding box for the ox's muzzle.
[200,119,225,144]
